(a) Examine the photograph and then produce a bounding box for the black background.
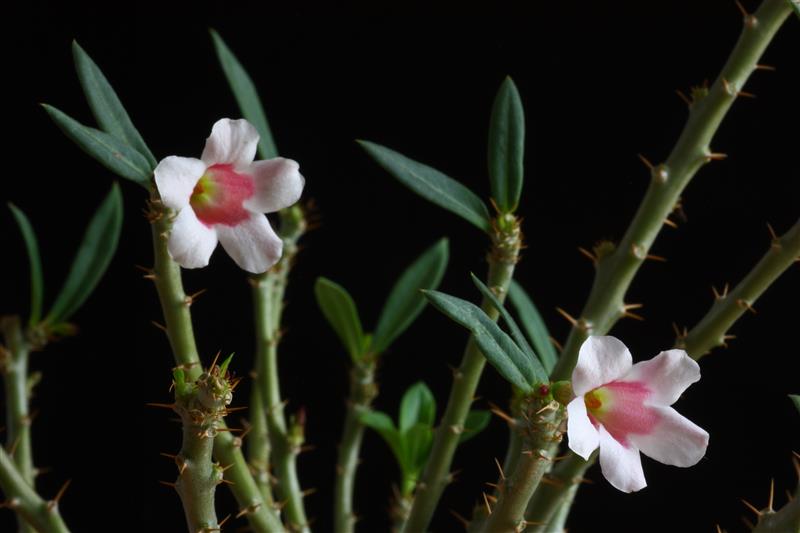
[3,1,799,532]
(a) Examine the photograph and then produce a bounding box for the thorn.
[301,487,317,498]
[734,0,748,17]
[736,299,757,314]
[755,64,776,71]
[224,406,248,414]
[488,402,516,426]
[715,525,723,533]
[220,478,235,486]
[46,479,71,510]
[622,310,645,321]
[185,288,208,306]
[768,478,774,511]
[578,477,594,485]
[549,336,563,353]
[676,89,692,107]
[146,402,176,410]
[623,303,644,310]
[494,457,506,480]
[151,321,168,333]
[767,223,780,246]
[577,246,597,264]
[179,462,188,475]
[485,482,501,490]
[555,307,577,326]
[664,217,678,229]
[449,509,470,529]
[218,514,231,528]
[705,152,728,162]
[637,153,654,170]
[236,503,262,518]
[740,498,761,516]
[210,351,222,370]
[482,492,492,516]
[646,254,667,262]
[539,475,563,487]
[160,452,178,460]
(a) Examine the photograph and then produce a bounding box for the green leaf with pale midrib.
[45,183,124,324]
[508,280,559,374]
[210,29,278,160]
[488,76,525,213]
[423,289,535,392]
[8,204,44,327]
[358,140,491,232]
[314,277,367,361]
[72,41,157,168]
[42,104,152,186]
[372,238,449,354]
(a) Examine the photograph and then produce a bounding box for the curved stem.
[402,215,522,533]
[549,0,793,382]
[0,446,70,533]
[334,362,377,533]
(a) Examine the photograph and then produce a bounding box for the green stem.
[175,421,220,533]
[680,218,800,359]
[401,214,522,533]
[1,316,36,533]
[0,446,70,533]
[526,453,591,532]
[543,482,579,533]
[549,0,793,382]
[250,206,308,532]
[479,399,563,533]
[149,202,282,532]
[334,362,377,533]
[752,490,800,533]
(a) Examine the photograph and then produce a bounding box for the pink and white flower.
[154,118,304,273]
[566,336,709,492]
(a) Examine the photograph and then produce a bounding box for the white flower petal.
[572,336,633,396]
[243,158,305,213]
[567,397,600,460]
[630,406,708,468]
[154,156,206,210]
[168,208,218,269]
[217,213,282,274]
[620,349,700,406]
[201,118,259,168]
[598,425,647,493]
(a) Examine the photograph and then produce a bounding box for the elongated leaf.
[314,277,367,361]
[488,77,525,213]
[360,410,405,469]
[210,29,278,159]
[72,41,157,167]
[372,238,449,353]
[399,382,436,433]
[423,290,534,392]
[508,280,558,373]
[403,423,434,472]
[8,204,44,326]
[358,140,491,232]
[459,410,491,444]
[45,184,123,323]
[790,394,800,415]
[791,0,800,20]
[43,105,152,186]
[471,274,548,383]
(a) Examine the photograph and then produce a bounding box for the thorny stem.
[1,316,36,533]
[526,453,591,532]
[250,205,308,532]
[148,200,283,532]
[680,218,800,359]
[401,214,522,533]
[479,399,563,533]
[0,446,70,533]
[334,362,377,533]
[549,0,793,382]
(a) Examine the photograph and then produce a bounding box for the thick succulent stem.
[752,491,800,533]
[401,214,522,533]
[479,399,564,533]
[250,205,308,532]
[334,361,377,533]
[526,453,591,532]
[148,201,282,532]
[549,0,792,382]
[0,446,70,533]
[680,218,800,359]
[1,316,36,533]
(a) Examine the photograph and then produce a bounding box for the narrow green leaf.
[488,77,525,213]
[8,204,44,326]
[372,238,449,353]
[218,354,234,376]
[508,280,559,373]
[403,423,434,472]
[423,290,534,392]
[790,0,800,20]
[360,410,405,469]
[459,410,492,444]
[45,184,124,324]
[358,140,491,232]
[471,274,548,383]
[314,277,367,361]
[790,394,800,415]
[72,41,157,168]
[210,29,278,159]
[399,382,437,433]
[42,104,152,186]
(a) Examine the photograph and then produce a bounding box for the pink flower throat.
[191,164,255,227]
